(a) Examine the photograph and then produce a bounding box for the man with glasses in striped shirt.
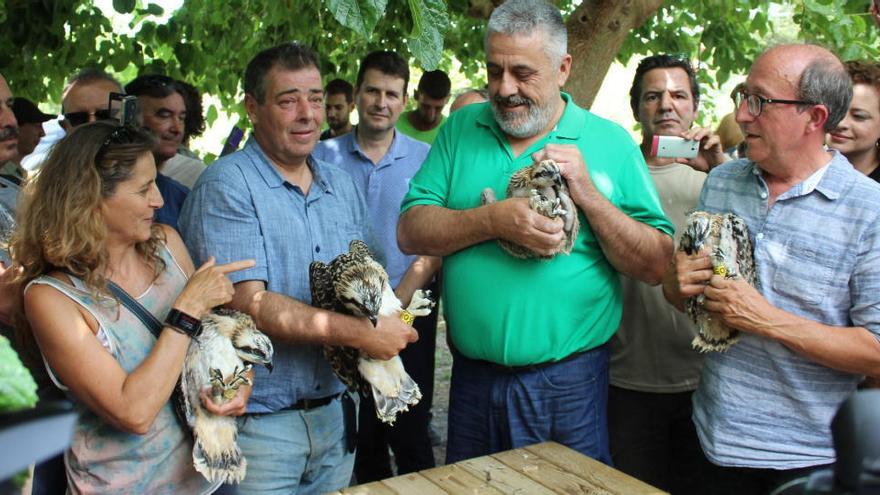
[664,44,880,494]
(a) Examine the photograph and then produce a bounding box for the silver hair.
[797,58,852,132]
[485,0,567,64]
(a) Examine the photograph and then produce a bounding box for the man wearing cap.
[12,98,53,167]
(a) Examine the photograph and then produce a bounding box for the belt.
[281,393,340,411]
[487,349,588,374]
[450,340,591,374]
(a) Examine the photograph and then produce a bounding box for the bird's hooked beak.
[264,362,274,374]
[369,316,378,327]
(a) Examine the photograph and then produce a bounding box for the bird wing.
[309,260,334,310]
[310,257,361,391]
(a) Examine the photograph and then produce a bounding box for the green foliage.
[0,335,38,413]
[621,0,879,91]
[2,0,877,129]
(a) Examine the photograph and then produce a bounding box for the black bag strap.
[105,280,164,338]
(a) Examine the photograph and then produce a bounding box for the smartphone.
[108,92,140,126]
[650,135,700,159]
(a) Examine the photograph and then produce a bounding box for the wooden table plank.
[458,454,557,494]
[525,442,668,495]
[492,447,614,495]
[341,481,398,494]
[420,463,506,494]
[380,472,449,494]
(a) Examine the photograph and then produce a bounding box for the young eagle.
[480,159,579,259]
[178,308,274,484]
[310,240,434,424]
[679,211,758,352]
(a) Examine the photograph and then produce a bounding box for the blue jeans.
[235,397,355,495]
[445,344,611,465]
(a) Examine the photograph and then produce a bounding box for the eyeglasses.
[732,87,815,117]
[64,109,119,127]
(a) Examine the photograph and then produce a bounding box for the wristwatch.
[165,309,202,338]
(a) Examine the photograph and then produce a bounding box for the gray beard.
[491,97,557,139]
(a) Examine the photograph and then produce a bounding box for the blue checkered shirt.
[313,129,429,287]
[693,151,880,468]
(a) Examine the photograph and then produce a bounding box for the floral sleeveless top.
[28,244,217,494]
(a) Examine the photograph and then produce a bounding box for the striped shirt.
[693,151,880,468]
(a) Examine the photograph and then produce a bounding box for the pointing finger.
[216,259,257,274]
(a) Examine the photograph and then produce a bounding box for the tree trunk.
[566,0,664,109]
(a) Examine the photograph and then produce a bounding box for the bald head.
[752,44,851,131]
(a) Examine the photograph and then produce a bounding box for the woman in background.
[829,60,880,181]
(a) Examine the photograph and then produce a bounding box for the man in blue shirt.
[665,44,880,494]
[179,42,418,495]
[313,50,440,482]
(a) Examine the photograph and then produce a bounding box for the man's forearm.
[398,204,495,256]
[394,255,442,308]
[749,306,880,377]
[228,283,368,348]
[577,192,673,285]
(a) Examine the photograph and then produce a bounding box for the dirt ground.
[430,315,452,466]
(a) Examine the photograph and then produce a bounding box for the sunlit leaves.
[406,0,450,70]
[328,0,388,38]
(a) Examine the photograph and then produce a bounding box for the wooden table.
[330,441,667,494]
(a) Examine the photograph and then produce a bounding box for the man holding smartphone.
[607,54,727,494]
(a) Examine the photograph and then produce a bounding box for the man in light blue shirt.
[313,50,440,482]
[665,44,880,494]
[179,42,418,495]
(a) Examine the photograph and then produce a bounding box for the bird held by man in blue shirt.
[310,240,434,424]
[680,211,757,352]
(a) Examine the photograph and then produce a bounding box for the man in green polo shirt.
[398,0,674,465]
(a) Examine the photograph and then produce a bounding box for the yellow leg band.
[399,310,415,325]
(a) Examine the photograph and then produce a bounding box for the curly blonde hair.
[9,122,166,364]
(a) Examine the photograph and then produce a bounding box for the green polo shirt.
[401,93,673,366]
[395,111,445,144]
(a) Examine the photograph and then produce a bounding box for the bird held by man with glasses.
[178,308,274,484]
[310,240,434,424]
[481,159,579,259]
[679,211,758,352]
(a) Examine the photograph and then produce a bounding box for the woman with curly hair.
[10,121,253,494]
[829,60,880,181]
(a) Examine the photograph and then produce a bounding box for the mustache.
[494,94,532,107]
[0,126,18,140]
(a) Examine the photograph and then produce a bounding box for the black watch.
[165,309,202,338]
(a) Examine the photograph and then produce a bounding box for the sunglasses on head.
[95,124,141,163]
[63,108,120,127]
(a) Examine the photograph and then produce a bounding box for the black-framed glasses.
[63,108,119,127]
[732,86,815,117]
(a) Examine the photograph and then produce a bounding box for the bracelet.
[165,308,202,338]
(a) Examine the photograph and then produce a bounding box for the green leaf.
[406,0,449,70]
[327,0,387,38]
[145,3,164,16]
[803,0,836,16]
[112,0,136,14]
[206,104,218,124]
